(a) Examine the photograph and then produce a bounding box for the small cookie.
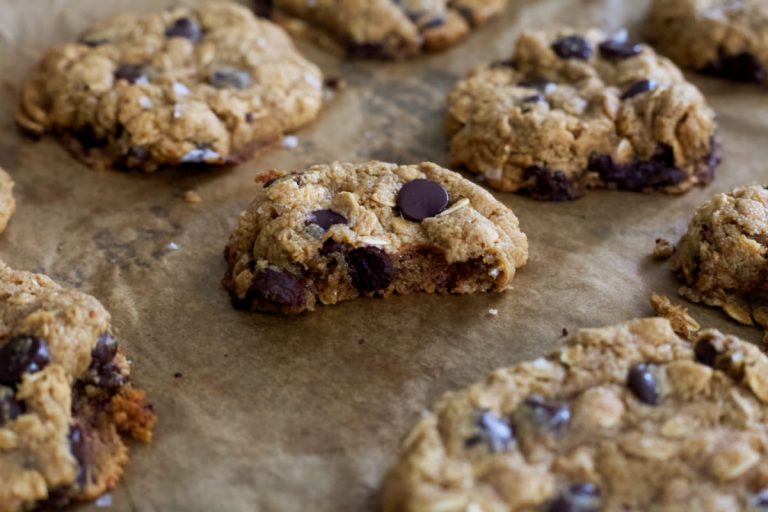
[383,318,768,511]
[671,184,768,329]
[0,167,15,234]
[17,3,323,171]
[255,0,506,59]
[223,161,528,313]
[446,29,720,200]
[0,263,155,511]
[647,0,768,85]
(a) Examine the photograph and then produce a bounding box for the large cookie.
[647,0,768,85]
[0,167,15,234]
[671,184,768,330]
[0,263,155,511]
[446,29,720,200]
[255,0,506,59]
[17,3,324,172]
[223,161,528,313]
[383,318,768,511]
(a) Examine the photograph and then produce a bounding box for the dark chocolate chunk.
[523,166,584,201]
[396,179,449,221]
[694,337,720,367]
[306,210,348,231]
[522,94,545,103]
[598,39,642,60]
[701,50,765,84]
[548,483,601,512]
[551,36,592,60]
[621,79,657,100]
[753,489,768,509]
[165,17,202,43]
[346,42,387,59]
[518,77,554,91]
[524,395,571,432]
[319,239,347,256]
[465,410,514,453]
[245,112,254,124]
[588,146,685,191]
[210,68,252,90]
[68,425,87,488]
[253,0,274,17]
[92,333,118,366]
[73,126,107,150]
[0,336,51,385]
[114,64,146,84]
[420,16,445,29]
[0,386,23,424]
[248,268,307,308]
[627,363,659,405]
[345,247,394,292]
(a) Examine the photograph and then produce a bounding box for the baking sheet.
[1,0,767,510]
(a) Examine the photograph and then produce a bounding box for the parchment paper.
[1,0,767,510]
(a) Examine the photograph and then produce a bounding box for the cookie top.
[447,29,719,200]
[17,2,323,171]
[0,263,155,511]
[383,318,768,511]
[671,184,768,329]
[258,0,506,59]
[224,161,528,313]
[647,0,768,84]
[0,167,15,234]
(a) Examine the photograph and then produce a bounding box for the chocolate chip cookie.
[647,0,768,85]
[17,3,324,172]
[0,262,155,511]
[0,167,15,234]
[447,29,720,200]
[223,161,528,313]
[255,0,506,59]
[383,318,768,511]
[671,184,768,330]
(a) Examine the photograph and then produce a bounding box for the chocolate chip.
[92,333,118,366]
[524,395,571,432]
[523,166,584,201]
[245,112,254,124]
[306,210,348,231]
[68,425,87,487]
[73,126,107,150]
[627,363,659,405]
[702,50,766,84]
[522,94,545,103]
[0,336,51,385]
[694,337,720,367]
[551,36,592,60]
[420,16,445,29]
[165,17,202,43]
[396,179,449,221]
[465,410,514,453]
[114,64,146,84]
[0,386,23,424]
[753,489,768,509]
[518,77,554,92]
[93,362,125,393]
[248,268,307,308]
[345,247,394,292]
[253,0,274,17]
[621,79,656,100]
[210,68,252,90]
[548,483,601,512]
[320,240,347,256]
[598,39,642,60]
[345,42,387,59]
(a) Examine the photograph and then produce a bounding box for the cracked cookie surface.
[383,318,768,511]
[17,2,323,172]
[671,184,768,330]
[255,0,506,59]
[0,263,155,512]
[223,161,528,313]
[647,0,768,85]
[446,29,720,200]
[0,167,15,234]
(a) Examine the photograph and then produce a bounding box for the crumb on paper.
[653,238,675,260]
[488,308,498,316]
[184,190,202,204]
[167,242,179,251]
[561,328,569,337]
[283,135,299,148]
[650,293,700,341]
[174,372,183,379]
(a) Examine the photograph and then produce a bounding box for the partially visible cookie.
[0,263,155,511]
[17,3,323,171]
[223,161,528,313]
[647,0,768,85]
[447,29,720,200]
[671,184,768,329]
[383,318,768,511]
[255,0,506,59]
[0,167,15,234]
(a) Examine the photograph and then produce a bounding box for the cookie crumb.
[650,293,700,341]
[652,238,675,260]
[283,135,299,148]
[173,372,183,379]
[488,308,498,316]
[184,190,202,204]
[561,328,569,337]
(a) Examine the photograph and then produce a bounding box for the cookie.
[16,3,324,172]
[446,29,720,200]
[0,167,15,234]
[647,0,768,85]
[671,184,768,330]
[383,317,768,511]
[0,263,155,511]
[255,0,506,59]
[223,161,528,313]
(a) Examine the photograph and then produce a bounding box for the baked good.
[383,317,768,511]
[671,184,768,329]
[0,263,155,511]
[0,167,15,234]
[446,29,720,200]
[254,0,506,59]
[223,161,528,313]
[16,3,323,172]
[647,0,768,85]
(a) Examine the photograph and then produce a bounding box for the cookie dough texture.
[17,2,323,171]
[383,318,768,511]
[671,184,768,329]
[256,0,506,59]
[446,29,720,200]
[647,0,768,85]
[0,167,15,234]
[224,161,528,313]
[0,263,155,512]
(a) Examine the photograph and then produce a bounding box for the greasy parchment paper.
[1,0,768,510]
